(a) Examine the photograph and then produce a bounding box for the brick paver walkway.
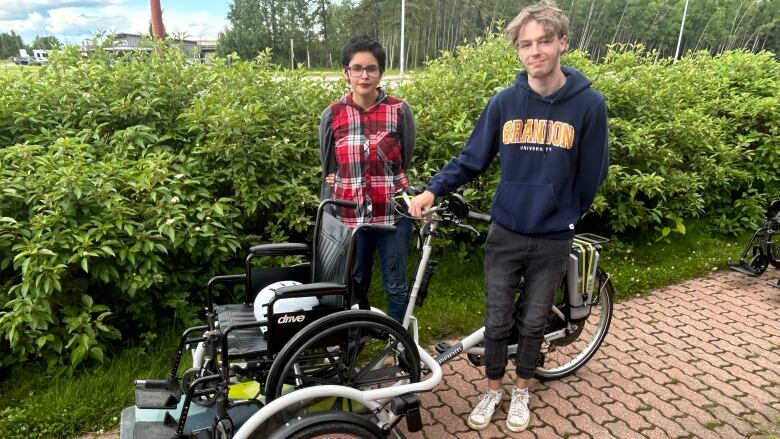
[398,270,780,438]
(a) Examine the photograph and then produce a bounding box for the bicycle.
[392,191,616,380]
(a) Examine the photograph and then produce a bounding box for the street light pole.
[674,0,689,62]
[400,0,406,76]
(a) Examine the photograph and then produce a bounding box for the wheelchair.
[122,199,428,439]
[728,199,780,277]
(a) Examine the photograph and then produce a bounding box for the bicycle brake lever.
[457,223,480,236]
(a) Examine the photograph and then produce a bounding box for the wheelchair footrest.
[134,379,181,409]
[727,261,760,277]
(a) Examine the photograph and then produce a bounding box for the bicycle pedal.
[536,352,546,368]
[434,341,451,354]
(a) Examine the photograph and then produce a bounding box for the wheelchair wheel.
[264,310,421,404]
[213,417,233,439]
[181,366,218,407]
[266,411,386,439]
[535,269,614,381]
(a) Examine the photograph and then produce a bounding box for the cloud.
[0,1,122,21]
[163,10,228,40]
[0,1,227,43]
[45,7,130,35]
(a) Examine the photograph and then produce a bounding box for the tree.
[218,0,272,59]
[0,31,26,59]
[216,0,779,68]
[30,35,61,50]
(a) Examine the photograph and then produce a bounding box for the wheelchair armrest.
[249,243,310,257]
[274,282,347,298]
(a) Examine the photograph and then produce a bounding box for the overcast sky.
[0,0,230,45]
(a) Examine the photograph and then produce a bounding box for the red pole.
[150,0,166,39]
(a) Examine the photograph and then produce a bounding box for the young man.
[409,0,608,432]
[320,35,416,322]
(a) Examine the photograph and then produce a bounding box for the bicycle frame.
[232,343,444,438]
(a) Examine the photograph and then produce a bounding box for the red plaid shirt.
[326,90,411,227]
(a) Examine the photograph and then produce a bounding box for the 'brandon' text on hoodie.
[426,66,609,239]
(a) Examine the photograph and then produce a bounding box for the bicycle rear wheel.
[535,269,614,380]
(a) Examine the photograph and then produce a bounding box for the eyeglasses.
[346,65,380,78]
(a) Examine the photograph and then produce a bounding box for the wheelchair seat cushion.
[215,303,268,356]
[253,280,318,321]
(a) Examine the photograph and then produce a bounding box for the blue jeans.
[352,217,413,321]
[483,222,571,380]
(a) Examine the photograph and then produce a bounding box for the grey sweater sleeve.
[319,106,336,200]
[400,101,416,172]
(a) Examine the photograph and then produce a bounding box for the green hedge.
[1,37,778,371]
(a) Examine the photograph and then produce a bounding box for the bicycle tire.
[535,269,614,381]
[264,310,421,403]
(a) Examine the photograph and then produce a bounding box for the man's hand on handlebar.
[409,191,435,218]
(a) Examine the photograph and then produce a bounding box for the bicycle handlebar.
[393,189,490,225]
[467,211,491,223]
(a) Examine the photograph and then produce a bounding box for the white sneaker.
[506,386,530,432]
[467,390,502,430]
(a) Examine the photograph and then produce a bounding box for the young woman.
[319,35,416,322]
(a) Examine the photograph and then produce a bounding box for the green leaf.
[70,345,87,367]
[101,246,116,257]
[80,257,89,273]
[89,346,104,363]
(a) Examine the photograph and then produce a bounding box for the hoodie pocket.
[493,182,561,232]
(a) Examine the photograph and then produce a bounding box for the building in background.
[197,40,217,63]
[80,33,215,62]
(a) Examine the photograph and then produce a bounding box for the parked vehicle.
[12,56,31,65]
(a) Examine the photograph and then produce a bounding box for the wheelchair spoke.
[344,327,366,383]
[353,339,400,384]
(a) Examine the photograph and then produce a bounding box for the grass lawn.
[0,63,41,78]
[0,220,753,438]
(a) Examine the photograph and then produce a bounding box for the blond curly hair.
[505,1,569,47]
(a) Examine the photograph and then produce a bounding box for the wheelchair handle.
[321,199,358,209]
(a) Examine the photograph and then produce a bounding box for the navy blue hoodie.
[426,66,609,239]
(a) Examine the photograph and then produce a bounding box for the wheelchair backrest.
[312,210,352,285]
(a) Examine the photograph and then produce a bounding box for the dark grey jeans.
[483,222,571,380]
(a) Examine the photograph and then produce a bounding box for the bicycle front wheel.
[535,269,614,380]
